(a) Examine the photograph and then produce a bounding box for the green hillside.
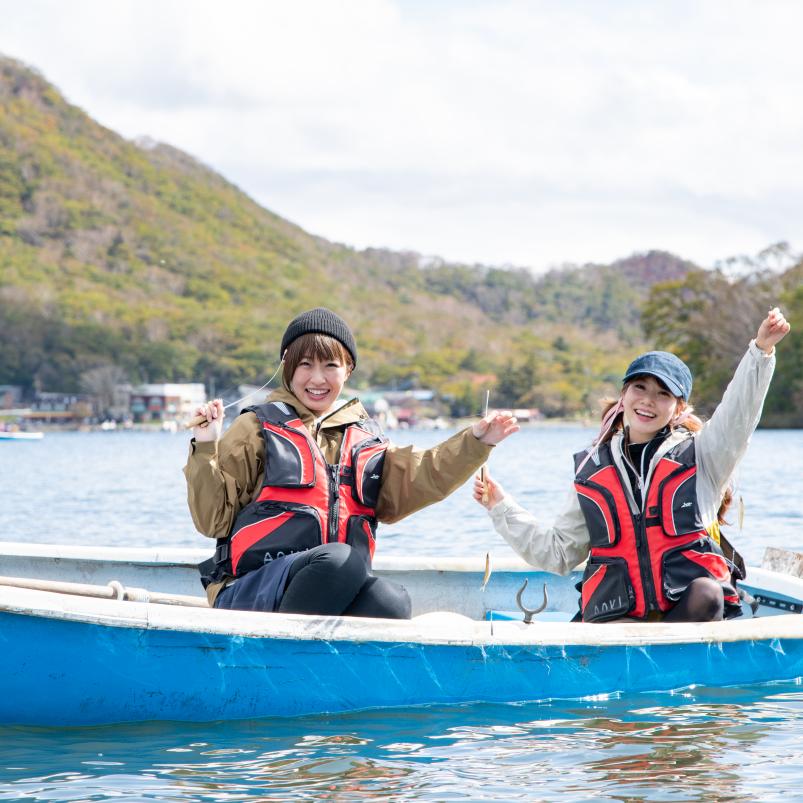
[1,56,799,422]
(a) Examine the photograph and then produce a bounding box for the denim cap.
[622,351,693,401]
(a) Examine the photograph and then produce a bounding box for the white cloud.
[1,0,802,269]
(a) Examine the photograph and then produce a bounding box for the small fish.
[738,495,745,530]
[481,552,492,590]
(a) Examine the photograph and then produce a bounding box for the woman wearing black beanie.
[185,307,518,619]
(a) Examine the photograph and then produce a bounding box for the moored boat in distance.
[1,542,802,726]
[0,430,44,440]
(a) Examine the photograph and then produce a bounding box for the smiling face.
[289,355,351,416]
[622,375,681,443]
[282,333,354,416]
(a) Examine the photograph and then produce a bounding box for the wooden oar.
[0,576,209,608]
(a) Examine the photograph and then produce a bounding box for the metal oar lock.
[516,579,548,624]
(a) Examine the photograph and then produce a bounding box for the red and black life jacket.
[209,401,388,582]
[573,437,740,622]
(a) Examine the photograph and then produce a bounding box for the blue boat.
[1,542,802,726]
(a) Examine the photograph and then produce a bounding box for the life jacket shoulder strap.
[354,416,386,440]
[575,433,696,482]
[244,402,386,440]
[574,441,615,480]
[242,401,299,427]
[664,435,696,466]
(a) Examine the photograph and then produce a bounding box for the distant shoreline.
[18,418,800,434]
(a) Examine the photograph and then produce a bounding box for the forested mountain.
[0,56,800,423]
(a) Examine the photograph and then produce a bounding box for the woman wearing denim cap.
[474,308,791,623]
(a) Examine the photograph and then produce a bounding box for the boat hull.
[2,543,803,726]
[4,596,803,726]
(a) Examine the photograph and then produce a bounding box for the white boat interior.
[1,541,802,626]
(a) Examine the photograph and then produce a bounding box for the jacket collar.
[610,425,689,463]
[608,426,692,512]
[266,386,369,430]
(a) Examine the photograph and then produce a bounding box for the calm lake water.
[1,425,803,801]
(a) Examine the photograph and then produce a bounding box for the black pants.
[218,543,412,619]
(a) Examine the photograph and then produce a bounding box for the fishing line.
[219,357,285,412]
[185,355,285,428]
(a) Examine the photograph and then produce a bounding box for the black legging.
[278,543,411,619]
[663,577,724,622]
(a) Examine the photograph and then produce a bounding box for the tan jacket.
[184,387,492,603]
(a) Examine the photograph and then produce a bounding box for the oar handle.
[0,575,209,608]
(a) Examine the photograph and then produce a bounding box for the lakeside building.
[129,383,206,425]
[1,381,541,430]
[22,391,95,425]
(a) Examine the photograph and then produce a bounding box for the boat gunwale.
[0,541,535,573]
[2,584,803,649]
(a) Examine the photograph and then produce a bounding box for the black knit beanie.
[280,307,358,366]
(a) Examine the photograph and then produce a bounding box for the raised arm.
[697,307,790,493]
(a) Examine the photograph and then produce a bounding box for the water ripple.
[2,428,803,800]
[1,685,803,800]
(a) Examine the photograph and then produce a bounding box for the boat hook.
[516,579,548,624]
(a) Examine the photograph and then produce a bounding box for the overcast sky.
[2,0,802,271]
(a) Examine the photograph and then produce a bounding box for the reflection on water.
[576,702,752,800]
[3,683,803,801]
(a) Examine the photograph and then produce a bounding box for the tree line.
[1,57,799,425]
[3,254,799,426]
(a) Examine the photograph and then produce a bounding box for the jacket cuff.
[190,439,218,457]
[489,493,516,518]
[465,426,495,459]
[748,338,775,359]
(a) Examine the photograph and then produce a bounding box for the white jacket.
[488,340,777,574]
